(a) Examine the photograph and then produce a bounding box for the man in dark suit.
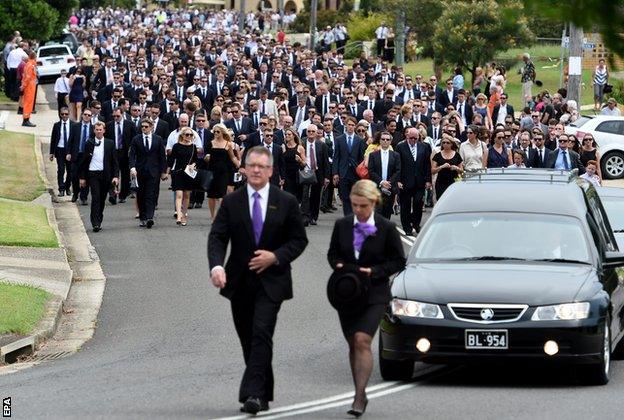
[49,107,74,197]
[491,93,515,126]
[101,87,124,122]
[332,116,366,215]
[226,103,254,145]
[516,130,537,168]
[208,146,308,415]
[454,90,473,126]
[69,110,95,204]
[259,128,285,187]
[368,131,401,219]
[437,79,458,110]
[545,133,584,174]
[148,103,170,139]
[78,122,119,232]
[427,112,443,143]
[531,133,552,168]
[129,118,168,228]
[106,108,136,203]
[301,124,330,226]
[395,127,432,235]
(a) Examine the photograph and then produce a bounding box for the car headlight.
[391,298,444,319]
[531,302,590,321]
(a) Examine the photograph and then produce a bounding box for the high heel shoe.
[347,398,368,417]
[176,220,182,225]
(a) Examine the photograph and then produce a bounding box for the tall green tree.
[0,0,60,42]
[431,0,534,83]
[47,0,79,35]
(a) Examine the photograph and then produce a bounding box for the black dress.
[207,145,231,198]
[168,143,198,191]
[327,214,407,338]
[580,148,597,168]
[283,143,303,202]
[433,151,463,199]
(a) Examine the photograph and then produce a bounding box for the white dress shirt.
[381,149,389,181]
[247,182,270,222]
[89,138,105,171]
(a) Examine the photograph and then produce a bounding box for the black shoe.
[80,200,88,206]
[347,398,368,418]
[173,212,178,219]
[92,226,101,232]
[17,109,23,115]
[31,110,37,114]
[331,205,338,211]
[241,397,266,415]
[303,221,309,227]
[310,219,317,225]
[139,220,146,227]
[194,203,202,208]
[320,206,329,213]
[188,203,195,209]
[71,195,78,202]
[108,196,117,205]
[118,198,126,203]
[58,190,65,197]
[404,230,415,237]
[146,219,154,229]
[240,399,269,413]
[22,120,36,127]
[129,193,135,198]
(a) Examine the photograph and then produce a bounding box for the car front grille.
[447,303,528,324]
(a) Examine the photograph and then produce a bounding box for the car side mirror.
[604,251,624,269]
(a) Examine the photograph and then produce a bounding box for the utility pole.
[239,0,246,33]
[558,24,567,88]
[278,0,284,28]
[395,9,405,66]
[568,22,583,104]
[309,0,318,50]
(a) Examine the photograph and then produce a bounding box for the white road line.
[213,381,400,420]
[395,226,414,247]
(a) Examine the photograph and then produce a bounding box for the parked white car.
[565,115,624,179]
[36,44,75,78]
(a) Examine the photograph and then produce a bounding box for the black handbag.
[298,165,317,185]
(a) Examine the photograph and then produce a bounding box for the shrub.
[346,12,392,42]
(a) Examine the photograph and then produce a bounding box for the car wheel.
[578,315,611,385]
[378,334,414,381]
[601,151,624,179]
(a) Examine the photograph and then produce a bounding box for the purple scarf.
[353,222,377,253]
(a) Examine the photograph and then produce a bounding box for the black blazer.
[395,141,432,189]
[368,149,401,190]
[531,147,553,168]
[491,104,515,125]
[327,214,406,304]
[50,120,75,154]
[152,118,170,140]
[332,134,366,179]
[305,139,331,183]
[546,148,585,174]
[68,122,94,161]
[78,138,119,181]
[128,134,167,178]
[105,120,136,154]
[208,184,309,302]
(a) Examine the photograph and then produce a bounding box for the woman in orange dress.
[21,51,38,127]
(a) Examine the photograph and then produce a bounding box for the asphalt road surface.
[1,82,623,419]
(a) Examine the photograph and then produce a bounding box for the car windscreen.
[39,47,69,58]
[569,116,591,128]
[600,197,624,231]
[410,212,590,263]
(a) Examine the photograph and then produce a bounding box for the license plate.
[465,329,508,349]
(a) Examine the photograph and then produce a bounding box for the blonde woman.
[166,127,198,226]
[206,123,239,219]
[283,128,306,202]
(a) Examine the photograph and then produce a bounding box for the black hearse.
[380,169,624,385]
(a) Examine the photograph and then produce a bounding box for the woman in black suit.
[327,180,406,417]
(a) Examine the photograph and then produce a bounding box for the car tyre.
[601,151,624,179]
[577,315,611,386]
[378,334,415,381]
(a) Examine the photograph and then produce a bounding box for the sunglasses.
[441,142,452,145]
[558,139,568,143]
[183,133,194,137]
[141,125,150,128]
[83,113,92,117]
[60,113,69,116]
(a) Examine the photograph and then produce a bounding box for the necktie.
[134,117,139,127]
[144,135,149,149]
[539,149,543,163]
[433,127,438,139]
[411,144,417,160]
[309,142,317,170]
[62,122,67,146]
[562,150,570,170]
[262,101,266,114]
[369,100,373,109]
[296,109,303,127]
[458,103,463,117]
[236,119,241,131]
[81,124,87,152]
[198,128,203,141]
[266,144,271,151]
[117,122,123,149]
[347,135,352,151]
[252,192,263,245]
[253,113,258,127]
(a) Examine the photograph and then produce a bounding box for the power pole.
[395,9,405,67]
[309,0,318,50]
[278,0,284,28]
[568,22,583,104]
[239,0,246,33]
[558,24,567,88]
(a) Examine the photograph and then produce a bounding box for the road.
[0,82,623,419]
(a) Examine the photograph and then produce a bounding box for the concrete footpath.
[0,108,106,367]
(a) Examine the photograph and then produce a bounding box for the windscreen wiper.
[613,229,624,233]
[458,256,527,261]
[531,258,591,265]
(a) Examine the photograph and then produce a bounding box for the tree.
[0,0,59,42]
[47,0,79,35]
[431,0,534,84]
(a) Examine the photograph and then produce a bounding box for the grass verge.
[404,45,621,111]
[0,282,52,335]
[0,130,45,201]
[0,201,58,247]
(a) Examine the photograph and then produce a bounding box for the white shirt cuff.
[211,266,224,275]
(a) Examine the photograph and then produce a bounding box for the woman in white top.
[459,125,487,171]
[508,150,527,168]
[592,59,609,112]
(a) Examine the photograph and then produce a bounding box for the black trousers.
[377,191,396,220]
[7,68,17,100]
[54,147,71,192]
[322,182,334,209]
[137,172,160,221]
[376,39,385,57]
[338,177,357,215]
[71,156,89,201]
[113,150,129,200]
[57,93,67,116]
[231,280,281,403]
[399,187,425,233]
[301,180,322,222]
[88,171,108,228]
[336,39,346,55]
[190,190,204,205]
